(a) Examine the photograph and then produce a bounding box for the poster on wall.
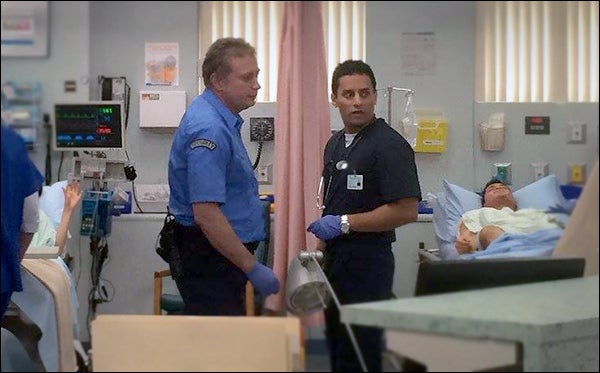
[1,1,49,58]
[145,42,180,86]
[400,32,436,75]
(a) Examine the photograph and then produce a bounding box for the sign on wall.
[1,1,49,58]
[144,42,180,86]
[400,32,436,75]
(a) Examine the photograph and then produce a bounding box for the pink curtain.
[264,2,331,324]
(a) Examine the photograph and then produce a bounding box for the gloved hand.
[307,215,342,241]
[246,262,280,296]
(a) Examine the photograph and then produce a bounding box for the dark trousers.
[323,240,394,372]
[172,223,257,315]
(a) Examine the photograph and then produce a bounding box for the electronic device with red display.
[53,101,125,151]
[525,116,550,135]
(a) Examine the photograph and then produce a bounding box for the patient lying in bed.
[432,174,574,260]
[10,181,83,372]
[455,179,563,254]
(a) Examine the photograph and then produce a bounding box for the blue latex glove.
[307,215,342,241]
[246,262,280,296]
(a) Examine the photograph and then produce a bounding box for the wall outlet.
[255,164,272,184]
[568,122,586,144]
[530,162,549,181]
[492,162,512,184]
[568,163,586,184]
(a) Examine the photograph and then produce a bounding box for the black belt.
[174,222,258,252]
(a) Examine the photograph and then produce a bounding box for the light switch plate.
[567,122,586,144]
[256,164,272,184]
[530,162,549,181]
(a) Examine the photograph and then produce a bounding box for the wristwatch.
[340,214,350,234]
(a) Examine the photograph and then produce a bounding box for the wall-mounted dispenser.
[479,112,505,152]
[492,162,512,184]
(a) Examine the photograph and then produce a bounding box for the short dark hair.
[331,60,377,95]
[481,178,507,205]
[202,37,256,88]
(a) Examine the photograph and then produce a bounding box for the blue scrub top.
[1,124,44,295]
[168,89,265,243]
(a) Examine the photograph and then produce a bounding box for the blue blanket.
[460,228,563,260]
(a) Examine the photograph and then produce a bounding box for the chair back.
[91,315,302,371]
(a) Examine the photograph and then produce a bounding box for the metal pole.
[387,86,393,125]
[382,87,414,126]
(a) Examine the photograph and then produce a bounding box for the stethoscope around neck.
[316,160,349,210]
[315,129,366,210]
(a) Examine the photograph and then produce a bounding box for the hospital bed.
[11,257,78,372]
[2,248,78,372]
[428,173,583,261]
[384,160,599,371]
[4,180,81,372]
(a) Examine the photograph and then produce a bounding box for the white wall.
[367,1,476,194]
[474,103,599,190]
[365,0,477,301]
[2,1,598,343]
[1,1,90,175]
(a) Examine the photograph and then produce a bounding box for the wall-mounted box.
[492,162,512,185]
[525,116,550,135]
[568,163,586,184]
[139,90,186,128]
[398,109,447,153]
[414,119,447,153]
[134,184,170,213]
[479,112,505,152]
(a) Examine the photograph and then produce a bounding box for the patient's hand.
[455,221,477,254]
[63,182,83,212]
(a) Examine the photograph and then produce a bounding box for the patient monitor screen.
[53,102,124,151]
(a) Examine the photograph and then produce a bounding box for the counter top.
[341,276,599,371]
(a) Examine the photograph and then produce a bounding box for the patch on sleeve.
[190,138,217,151]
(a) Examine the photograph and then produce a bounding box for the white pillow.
[39,180,68,228]
[433,175,568,259]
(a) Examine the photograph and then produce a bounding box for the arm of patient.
[456,208,504,253]
[455,207,560,254]
[455,220,507,254]
[455,220,478,254]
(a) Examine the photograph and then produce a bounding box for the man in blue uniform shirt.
[307,60,422,372]
[167,37,279,316]
[1,123,44,320]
